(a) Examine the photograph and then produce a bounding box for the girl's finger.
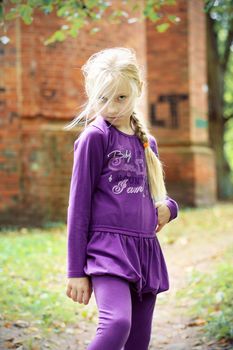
[83,289,90,305]
[66,285,72,298]
[76,288,84,304]
[71,287,78,302]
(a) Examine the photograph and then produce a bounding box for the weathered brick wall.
[0,18,22,221]
[146,0,217,206]
[0,0,217,227]
[0,2,148,226]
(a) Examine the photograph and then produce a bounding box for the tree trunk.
[206,14,233,199]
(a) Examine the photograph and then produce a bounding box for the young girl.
[65,47,179,350]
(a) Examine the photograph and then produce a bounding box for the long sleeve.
[67,129,105,278]
[149,135,179,222]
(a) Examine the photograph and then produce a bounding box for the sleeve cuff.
[67,271,88,278]
[164,198,179,222]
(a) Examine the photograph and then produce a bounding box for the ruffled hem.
[83,231,169,301]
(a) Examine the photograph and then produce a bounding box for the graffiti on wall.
[150,94,188,128]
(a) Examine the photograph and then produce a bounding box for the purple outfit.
[66,114,179,302]
[86,275,157,350]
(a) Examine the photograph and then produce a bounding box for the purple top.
[67,115,179,278]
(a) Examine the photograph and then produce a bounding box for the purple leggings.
[87,275,157,350]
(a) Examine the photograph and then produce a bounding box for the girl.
[65,47,179,350]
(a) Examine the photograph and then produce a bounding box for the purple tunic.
[66,114,179,301]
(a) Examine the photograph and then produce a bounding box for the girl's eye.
[98,95,127,103]
[99,97,107,103]
[119,96,126,101]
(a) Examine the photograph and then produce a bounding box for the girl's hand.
[155,201,171,233]
[66,277,93,305]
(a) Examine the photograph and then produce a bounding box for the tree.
[204,0,233,198]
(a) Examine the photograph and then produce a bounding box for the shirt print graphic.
[106,146,150,197]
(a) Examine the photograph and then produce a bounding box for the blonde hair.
[64,47,168,203]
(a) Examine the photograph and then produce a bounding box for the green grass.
[160,201,233,343]
[0,227,97,335]
[160,201,233,245]
[176,245,233,342]
[164,201,233,343]
[0,202,233,341]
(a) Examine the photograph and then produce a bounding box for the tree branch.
[221,16,233,72]
[223,114,233,124]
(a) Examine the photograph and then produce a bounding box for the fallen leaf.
[13,320,30,328]
[187,318,206,326]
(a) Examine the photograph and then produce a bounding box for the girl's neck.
[102,115,135,135]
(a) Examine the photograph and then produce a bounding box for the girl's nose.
[108,105,117,114]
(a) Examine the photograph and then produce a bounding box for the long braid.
[130,112,167,204]
[130,111,149,144]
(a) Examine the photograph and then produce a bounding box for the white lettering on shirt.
[107,147,148,196]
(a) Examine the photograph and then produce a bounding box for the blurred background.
[0,1,232,349]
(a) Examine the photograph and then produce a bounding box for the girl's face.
[94,78,137,124]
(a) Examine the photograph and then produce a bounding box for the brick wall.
[0,2,148,226]
[0,0,217,226]
[146,0,217,206]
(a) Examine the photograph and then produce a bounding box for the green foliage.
[0,0,179,44]
[143,0,179,34]
[176,247,233,341]
[18,4,33,24]
[225,121,233,181]
[156,22,170,32]
[0,227,97,333]
[204,0,233,62]
[204,0,233,183]
[225,52,233,179]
